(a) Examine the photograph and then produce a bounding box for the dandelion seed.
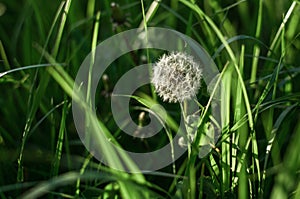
[151,52,202,103]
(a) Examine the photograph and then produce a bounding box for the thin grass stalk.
[86,11,100,105]
[51,97,68,177]
[250,0,263,86]
[75,154,93,197]
[0,40,10,70]
[139,0,157,100]
[52,0,72,58]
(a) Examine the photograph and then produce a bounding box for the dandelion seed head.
[151,52,202,103]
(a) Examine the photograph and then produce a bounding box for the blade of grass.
[238,163,249,199]
[86,11,101,105]
[86,0,95,18]
[139,0,148,36]
[250,0,263,85]
[263,23,286,143]
[28,100,66,138]
[139,0,157,101]
[0,40,10,70]
[51,0,72,58]
[51,98,69,177]
[221,63,232,195]
[267,1,297,56]
[75,154,93,197]
[234,45,249,197]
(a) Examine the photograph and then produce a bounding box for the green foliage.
[0,0,300,198]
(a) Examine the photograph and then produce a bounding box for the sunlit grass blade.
[220,63,232,195]
[86,11,101,105]
[250,0,263,85]
[86,0,95,18]
[234,45,249,197]
[75,153,93,197]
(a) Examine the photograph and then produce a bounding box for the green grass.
[0,0,300,198]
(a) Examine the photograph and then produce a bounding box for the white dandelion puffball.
[151,52,202,103]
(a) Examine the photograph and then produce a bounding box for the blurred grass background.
[0,0,300,198]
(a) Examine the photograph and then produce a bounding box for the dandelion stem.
[181,100,191,159]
